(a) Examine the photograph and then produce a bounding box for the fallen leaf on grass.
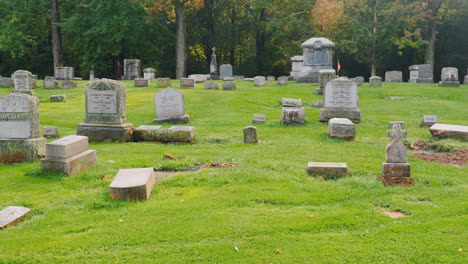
[100,175,113,180]
[308,215,316,218]
[458,248,463,252]
[276,249,284,254]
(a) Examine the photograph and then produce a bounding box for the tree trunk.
[51,0,63,68]
[175,2,186,79]
[424,1,441,66]
[114,53,123,80]
[255,9,267,75]
[230,8,236,66]
[370,0,379,77]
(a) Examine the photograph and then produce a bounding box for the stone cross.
[212,47,216,54]
[385,124,407,163]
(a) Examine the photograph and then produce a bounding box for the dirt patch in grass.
[412,149,467,167]
[0,152,26,165]
[380,208,407,218]
[201,162,237,168]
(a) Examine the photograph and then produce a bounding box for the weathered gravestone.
[281,98,305,125]
[0,77,14,88]
[154,88,190,123]
[0,206,30,230]
[282,98,302,107]
[43,126,59,138]
[223,81,236,90]
[133,125,195,143]
[277,76,288,86]
[297,38,335,83]
[320,77,361,123]
[77,79,134,142]
[233,75,244,81]
[243,126,258,144]
[351,76,364,86]
[439,67,460,87]
[0,93,47,163]
[389,121,405,129]
[267,76,276,81]
[43,76,58,89]
[429,124,468,141]
[89,70,95,80]
[421,115,438,127]
[318,69,336,95]
[204,81,219,90]
[408,64,433,83]
[210,47,218,80]
[40,135,97,175]
[157,78,172,88]
[134,78,149,87]
[180,78,195,88]
[369,76,382,87]
[61,80,77,89]
[50,94,66,102]
[109,168,155,201]
[188,74,208,83]
[219,64,233,79]
[464,68,468,84]
[143,68,156,79]
[290,55,304,80]
[54,67,74,80]
[13,70,35,95]
[328,118,355,141]
[307,162,348,179]
[254,76,266,86]
[122,59,141,80]
[385,71,403,82]
[252,114,266,124]
[381,124,411,183]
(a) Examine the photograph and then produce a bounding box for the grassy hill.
[0,80,467,263]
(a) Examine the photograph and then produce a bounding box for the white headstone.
[155,88,185,119]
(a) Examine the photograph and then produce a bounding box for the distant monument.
[210,47,218,80]
[297,37,335,83]
[122,59,141,80]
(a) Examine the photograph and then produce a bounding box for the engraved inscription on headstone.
[0,93,38,139]
[305,50,329,65]
[87,91,117,114]
[155,88,185,119]
[324,80,358,108]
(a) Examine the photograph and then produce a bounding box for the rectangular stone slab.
[46,135,89,158]
[41,149,97,176]
[429,124,468,141]
[382,163,410,177]
[0,206,30,230]
[307,162,348,178]
[109,168,155,201]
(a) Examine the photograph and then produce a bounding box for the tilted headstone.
[109,168,155,201]
[210,47,218,80]
[54,67,74,80]
[13,70,34,95]
[429,124,468,141]
[318,69,336,94]
[277,76,288,86]
[381,124,410,178]
[143,68,156,79]
[180,78,195,88]
[290,55,303,80]
[369,76,382,87]
[0,93,46,163]
[77,79,134,142]
[439,67,460,87]
[219,64,233,79]
[408,64,433,83]
[43,76,58,89]
[154,88,190,123]
[385,71,402,82]
[157,78,171,88]
[320,77,361,123]
[0,206,30,230]
[297,38,335,83]
[254,76,266,86]
[243,126,258,144]
[421,115,437,127]
[122,59,141,80]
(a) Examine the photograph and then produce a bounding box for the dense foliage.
[0,0,466,80]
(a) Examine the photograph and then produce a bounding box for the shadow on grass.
[25,168,66,181]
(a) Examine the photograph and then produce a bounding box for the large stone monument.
[297,37,335,83]
[123,59,141,80]
[54,67,74,80]
[0,93,46,163]
[408,64,433,83]
[290,56,303,80]
[210,47,218,80]
[154,88,190,123]
[381,124,412,185]
[12,70,35,95]
[320,77,361,123]
[77,79,134,142]
[439,67,460,87]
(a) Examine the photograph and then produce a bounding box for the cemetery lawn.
[1,81,467,264]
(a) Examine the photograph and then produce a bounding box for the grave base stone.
[109,168,155,201]
[153,114,190,124]
[133,126,195,143]
[0,138,47,164]
[429,124,468,141]
[438,80,460,87]
[0,206,30,230]
[41,149,96,176]
[77,123,134,142]
[328,118,355,141]
[320,108,361,123]
[381,163,410,177]
[307,162,347,179]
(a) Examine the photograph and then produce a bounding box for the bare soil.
[412,149,468,167]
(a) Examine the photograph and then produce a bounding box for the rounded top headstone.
[301,37,335,49]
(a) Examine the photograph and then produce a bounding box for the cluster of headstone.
[281,98,305,125]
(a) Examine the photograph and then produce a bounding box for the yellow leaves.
[311,0,344,35]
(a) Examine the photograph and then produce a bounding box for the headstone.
[0,206,30,230]
[464,75,468,85]
[252,114,266,124]
[40,135,97,175]
[43,126,59,138]
[222,81,236,90]
[369,76,382,87]
[143,68,156,79]
[408,64,433,83]
[254,76,266,86]
[54,67,74,80]
[204,81,219,90]
[233,75,244,81]
[290,55,304,80]
[0,93,47,163]
[188,74,208,83]
[381,124,411,179]
[277,76,288,86]
[328,118,355,141]
[421,115,437,127]
[439,67,460,87]
[154,88,190,123]
[307,162,348,179]
[210,47,218,80]
[318,69,336,95]
[109,168,155,201]
[320,77,361,123]
[219,64,233,79]
[180,78,195,88]
[243,126,258,144]
[389,121,404,129]
[77,79,134,142]
[43,76,58,89]
[134,78,149,87]
[123,59,141,80]
[351,76,364,86]
[157,78,171,88]
[297,38,335,83]
[50,94,66,102]
[89,70,95,80]
[13,70,34,95]
[429,124,468,141]
[0,77,14,88]
[267,76,275,81]
[133,125,195,143]
[282,98,302,107]
[61,80,77,89]
[385,71,403,82]
[281,107,305,125]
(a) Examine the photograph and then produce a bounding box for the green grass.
[0,80,467,263]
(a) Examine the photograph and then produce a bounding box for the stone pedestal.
[109,168,155,201]
[281,107,305,125]
[320,108,361,123]
[41,149,96,176]
[382,163,410,177]
[297,38,335,83]
[307,162,348,179]
[77,123,134,142]
[439,80,460,87]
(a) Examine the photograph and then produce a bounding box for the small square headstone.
[180,78,195,88]
[43,126,59,138]
[252,114,266,124]
[421,115,437,127]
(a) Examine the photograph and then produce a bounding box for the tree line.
[0,0,467,81]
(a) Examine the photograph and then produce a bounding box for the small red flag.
[337,60,342,73]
